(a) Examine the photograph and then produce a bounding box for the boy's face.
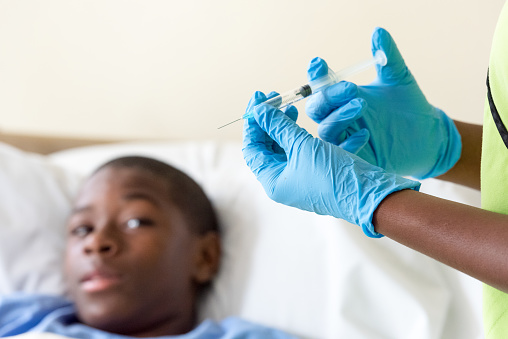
[64,166,217,336]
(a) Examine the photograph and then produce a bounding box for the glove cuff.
[416,110,462,180]
[360,175,421,238]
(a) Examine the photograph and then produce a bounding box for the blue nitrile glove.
[242,91,421,238]
[305,27,462,180]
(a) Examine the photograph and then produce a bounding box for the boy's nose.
[84,227,120,256]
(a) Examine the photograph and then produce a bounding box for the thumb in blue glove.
[305,27,461,179]
[242,91,421,238]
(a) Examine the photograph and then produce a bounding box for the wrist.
[359,172,421,238]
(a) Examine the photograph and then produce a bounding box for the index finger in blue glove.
[243,91,295,180]
[243,110,285,180]
[246,90,267,113]
[244,91,299,150]
[251,103,311,158]
[242,91,273,163]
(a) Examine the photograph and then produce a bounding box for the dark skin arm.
[435,121,482,190]
[373,120,508,293]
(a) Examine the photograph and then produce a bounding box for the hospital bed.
[0,132,484,339]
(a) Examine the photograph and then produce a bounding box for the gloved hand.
[305,27,461,179]
[242,91,420,238]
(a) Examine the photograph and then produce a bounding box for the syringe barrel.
[308,73,337,94]
[242,84,312,119]
[266,84,312,110]
[239,51,387,121]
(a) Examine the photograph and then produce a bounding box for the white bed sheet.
[0,141,483,339]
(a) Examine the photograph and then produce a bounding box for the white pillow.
[0,143,81,295]
[0,140,484,339]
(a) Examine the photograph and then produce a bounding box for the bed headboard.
[0,131,122,154]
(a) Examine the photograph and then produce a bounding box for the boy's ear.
[192,232,221,284]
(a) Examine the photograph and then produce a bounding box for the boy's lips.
[80,269,123,293]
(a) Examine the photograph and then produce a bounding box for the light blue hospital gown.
[0,294,297,339]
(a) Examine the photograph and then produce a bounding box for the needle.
[217,118,242,129]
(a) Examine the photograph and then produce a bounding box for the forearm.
[373,189,508,292]
[436,121,482,190]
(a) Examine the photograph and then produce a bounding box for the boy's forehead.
[78,166,172,201]
[91,166,164,184]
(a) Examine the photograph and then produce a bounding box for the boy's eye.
[70,225,93,237]
[126,218,154,229]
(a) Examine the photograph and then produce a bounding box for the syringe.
[217,50,387,129]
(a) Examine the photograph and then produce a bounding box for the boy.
[0,156,296,338]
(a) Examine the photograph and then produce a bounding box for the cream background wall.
[0,0,505,142]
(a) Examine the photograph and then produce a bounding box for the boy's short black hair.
[94,156,219,235]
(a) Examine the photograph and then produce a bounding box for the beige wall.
[0,1,505,142]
